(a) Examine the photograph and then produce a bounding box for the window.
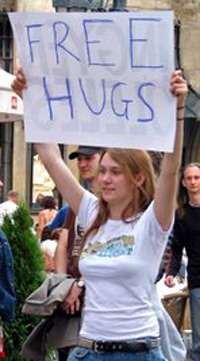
[0,12,13,202]
[0,12,13,72]
[27,144,64,211]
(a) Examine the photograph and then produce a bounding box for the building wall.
[16,0,54,12]
[0,0,15,11]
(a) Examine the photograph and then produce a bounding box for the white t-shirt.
[0,200,18,226]
[77,191,173,341]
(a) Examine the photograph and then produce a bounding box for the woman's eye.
[112,170,121,175]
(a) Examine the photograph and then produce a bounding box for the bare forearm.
[54,229,69,273]
[54,242,68,273]
[154,70,188,230]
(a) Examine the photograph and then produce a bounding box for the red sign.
[11,95,18,110]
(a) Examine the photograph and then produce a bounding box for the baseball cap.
[69,146,104,160]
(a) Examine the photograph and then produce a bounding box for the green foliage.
[2,203,45,360]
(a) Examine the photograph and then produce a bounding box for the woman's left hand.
[170,70,188,108]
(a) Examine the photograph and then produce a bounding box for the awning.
[185,85,200,120]
[0,68,23,122]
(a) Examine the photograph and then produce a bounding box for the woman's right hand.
[62,282,82,314]
[11,65,27,98]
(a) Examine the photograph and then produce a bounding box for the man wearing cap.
[69,145,103,194]
[48,146,103,233]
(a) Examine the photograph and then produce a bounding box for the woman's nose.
[102,172,111,182]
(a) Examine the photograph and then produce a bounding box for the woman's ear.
[134,172,146,187]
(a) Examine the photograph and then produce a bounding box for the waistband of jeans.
[78,336,161,352]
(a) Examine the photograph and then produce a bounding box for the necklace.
[189,201,200,208]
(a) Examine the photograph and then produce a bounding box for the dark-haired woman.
[37,195,57,239]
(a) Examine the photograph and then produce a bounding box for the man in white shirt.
[0,190,19,226]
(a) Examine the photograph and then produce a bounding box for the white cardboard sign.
[9,11,176,151]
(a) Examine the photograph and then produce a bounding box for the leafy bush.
[2,203,45,360]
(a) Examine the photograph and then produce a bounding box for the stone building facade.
[0,0,200,205]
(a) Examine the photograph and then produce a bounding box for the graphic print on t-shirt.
[81,235,135,259]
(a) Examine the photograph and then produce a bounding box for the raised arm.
[34,143,84,215]
[154,70,188,231]
[54,228,68,273]
[12,67,84,215]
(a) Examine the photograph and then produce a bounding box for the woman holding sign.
[12,69,187,361]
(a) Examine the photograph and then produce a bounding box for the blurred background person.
[37,195,57,240]
[40,239,58,276]
[0,190,19,226]
[165,163,200,361]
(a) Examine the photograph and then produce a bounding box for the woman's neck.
[188,193,200,207]
[108,203,134,220]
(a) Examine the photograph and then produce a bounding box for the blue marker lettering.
[43,77,74,121]
[111,82,132,120]
[53,21,80,65]
[83,19,115,67]
[129,18,163,69]
[137,82,155,122]
[79,78,106,115]
[26,24,43,63]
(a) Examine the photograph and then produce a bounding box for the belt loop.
[92,341,98,352]
[145,337,151,349]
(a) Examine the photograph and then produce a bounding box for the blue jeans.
[190,287,200,361]
[68,346,166,361]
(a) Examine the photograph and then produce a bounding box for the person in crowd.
[50,227,63,242]
[0,190,19,226]
[48,204,70,231]
[37,195,57,239]
[165,162,200,361]
[32,192,44,210]
[40,239,58,276]
[12,66,187,361]
[0,229,16,323]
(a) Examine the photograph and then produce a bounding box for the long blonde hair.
[82,148,155,247]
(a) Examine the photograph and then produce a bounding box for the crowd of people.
[0,62,199,361]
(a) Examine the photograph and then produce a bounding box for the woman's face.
[98,152,134,207]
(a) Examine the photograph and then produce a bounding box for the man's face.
[77,153,100,181]
[182,166,200,194]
